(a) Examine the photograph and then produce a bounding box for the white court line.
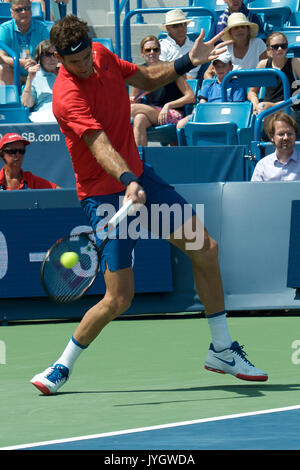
[1,404,300,450]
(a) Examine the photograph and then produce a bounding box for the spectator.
[159,9,201,80]
[251,112,300,181]
[0,0,50,85]
[204,13,266,79]
[177,51,245,130]
[0,133,60,189]
[247,32,300,120]
[21,39,59,122]
[199,51,245,103]
[130,35,195,146]
[216,0,264,38]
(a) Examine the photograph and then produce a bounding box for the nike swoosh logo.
[214,356,235,367]
[71,42,82,52]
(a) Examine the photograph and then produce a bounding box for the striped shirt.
[216,4,265,36]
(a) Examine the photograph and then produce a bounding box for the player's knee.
[189,231,219,263]
[105,291,134,318]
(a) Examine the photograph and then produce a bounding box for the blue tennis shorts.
[80,164,196,273]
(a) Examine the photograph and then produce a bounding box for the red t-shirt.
[0,168,58,190]
[53,43,144,200]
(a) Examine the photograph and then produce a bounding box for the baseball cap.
[0,133,30,151]
[212,51,232,65]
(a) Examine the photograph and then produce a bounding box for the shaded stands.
[248,0,300,33]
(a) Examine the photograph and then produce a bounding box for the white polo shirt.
[251,149,300,181]
[159,35,201,79]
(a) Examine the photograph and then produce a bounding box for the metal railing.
[114,1,144,58]
[0,41,20,90]
[44,0,77,21]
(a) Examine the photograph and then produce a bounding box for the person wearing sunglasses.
[248,32,300,118]
[0,0,50,85]
[0,133,59,190]
[130,35,195,146]
[21,40,59,122]
[159,10,201,80]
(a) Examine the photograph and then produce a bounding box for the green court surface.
[0,315,300,448]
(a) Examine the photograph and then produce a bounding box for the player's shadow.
[43,383,300,401]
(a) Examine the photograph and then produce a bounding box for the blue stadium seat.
[0,106,30,123]
[92,38,115,53]
[221,68,291,102]
[146,79,199,146]
[190,0,226,16]
[248,0,300,33]
[179,102,254,146]
[279,30,300,57]
[185,15,217,41]
[0,84,20,107]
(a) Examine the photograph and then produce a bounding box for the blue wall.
[1,181,300,323]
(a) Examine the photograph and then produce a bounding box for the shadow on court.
[37,383,300,402]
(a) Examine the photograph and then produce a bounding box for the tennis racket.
[40,199,134,304]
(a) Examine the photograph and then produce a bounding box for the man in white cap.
[159,9,201,80]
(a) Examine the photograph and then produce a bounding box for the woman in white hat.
[204,12,267,79]
[130,35,195,146]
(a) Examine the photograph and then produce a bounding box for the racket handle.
[107,198,133,230]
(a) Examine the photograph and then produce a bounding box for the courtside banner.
[0,208,173,298]
[287,200,300,288]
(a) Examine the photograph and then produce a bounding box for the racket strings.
[41,234,100,303]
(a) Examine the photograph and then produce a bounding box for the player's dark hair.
[50,14,90,53]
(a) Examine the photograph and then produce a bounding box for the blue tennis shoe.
[205,341,268,382]
[30,363,70,395]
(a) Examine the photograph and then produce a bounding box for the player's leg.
[72,266,134,346]
[168,214,268,382]
[30,193,137,395]
[30,266,134,395]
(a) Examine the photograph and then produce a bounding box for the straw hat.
[222,12,259,41]
[160,9,191,31]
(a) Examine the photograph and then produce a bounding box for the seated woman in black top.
[130,35,195,146]
[248,32,300,118]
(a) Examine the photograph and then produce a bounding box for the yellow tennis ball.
[60,251,79,269]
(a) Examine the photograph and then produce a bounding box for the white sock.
[55,336,88,370]
[206,311,232,351]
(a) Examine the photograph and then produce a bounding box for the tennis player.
[30,15,268,395]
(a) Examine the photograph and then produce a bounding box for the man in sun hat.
[159,9,201,79]
[216,0,264,37]
[0,132,60,190]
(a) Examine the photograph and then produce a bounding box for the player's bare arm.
[82,129,146,205]
[126,30,231,91]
